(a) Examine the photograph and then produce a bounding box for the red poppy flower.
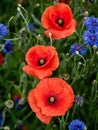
[41,3,76,40]
[0,53,4,65]
[22,45,59,79]
[28,78,74,124]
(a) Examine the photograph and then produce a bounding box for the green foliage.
[0,0,98,130]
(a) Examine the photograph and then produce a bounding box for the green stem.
[22,111,33,122]
[78,53,86,71]
[72,106,76,119]
[18,11,28,27]
[58,116,66,130]
[49,33,53,46]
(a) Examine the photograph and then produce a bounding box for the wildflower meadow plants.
[0,0,98,130]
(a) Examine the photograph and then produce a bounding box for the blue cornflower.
[0,113,2,126]
[3,40,13,54]
[68,119,86,130]
[27,23,34,31]
[84,16,98,32]
[74,95,83,107]
[0,23,8,39]
[82,30,98,46]
[14,96,25,110]
[95,26,98,32]
[69,44,87,56]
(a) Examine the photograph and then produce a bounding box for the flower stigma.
[38,58,46,66]
[48,96,56,104]
[57,18,64,26]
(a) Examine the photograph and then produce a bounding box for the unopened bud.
[84,17,88,21]
[84,126,87,130]
[66,53,70,56]
[17,7,21,12]
[48,32,52,37]
[92,80,97,84]
[78,61,82,65]
[5,100,14,109]
[18,98,25,105]
[62,73,70,80]
[93,45,97,49]
[82,0,85,3]
[83,11,88,17]
[75,51,79,55]
[96,51,98,55]
[37,34,42,40]
[18,4,22,7]
[3,126,10,130]
[35,3,40,7]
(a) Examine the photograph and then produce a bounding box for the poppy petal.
[36,111,52,124]
[28,78,74,124]
[28,88,52,124]
[22,45,59,79]
[28,89,40,112]
[45,19,76,39]
[22,65,52,79]
[34,78,74,116]
[25,46,54,67]
[25,45,59,69]
[41,3,72,29]
[41,3,76,39]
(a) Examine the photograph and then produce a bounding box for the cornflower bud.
[83,11,88,17]
[37,34,42,40]
[5,100,14,109]
[3,126,10,130]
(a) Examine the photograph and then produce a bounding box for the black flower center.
[38,58,46,66]
[56,18,64,27]
[48,96,56,104]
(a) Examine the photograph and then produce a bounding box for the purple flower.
[0,23,8,39]
[68,119,86,130]
[84,16,98,32]
[69,44,87,56]
[3,40,13,54]
[82,30,98,46]
[74,95,83,107]
[27,23,34,31]
[13,96,25,110]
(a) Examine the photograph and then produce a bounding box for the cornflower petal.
[82,30,98,46]
[0,23,8,39]
[68,119,86,130]
[69,43,87,56]
[84,16,98,32]
[3,40,13,54]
